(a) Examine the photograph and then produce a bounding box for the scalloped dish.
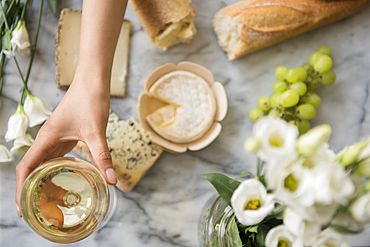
[138,61,228,153]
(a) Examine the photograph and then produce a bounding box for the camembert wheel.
[146,71,216,143]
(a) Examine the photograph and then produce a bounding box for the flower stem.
[20,0,29,21]
[0,54,6,97]
[0,2,10,30]
[13,56,27,87]
[24,0,44,84]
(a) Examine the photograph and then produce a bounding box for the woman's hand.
[15,72,116,217]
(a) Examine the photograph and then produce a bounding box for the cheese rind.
[55,9,130,97]
[73,116,163,192]
[146,71,216,143]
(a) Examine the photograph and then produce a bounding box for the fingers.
[85,135,116,185]
[38,194,64,227]
[15,134,58,217]
[41,180,69,207]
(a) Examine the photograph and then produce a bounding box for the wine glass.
[20,157,115,244]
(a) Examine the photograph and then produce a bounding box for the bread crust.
[129,0,197,49]
[213,0,370,60]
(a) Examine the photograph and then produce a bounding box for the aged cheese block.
[73,115,163,192]
[55,9,131,97]
[146,71,216,143]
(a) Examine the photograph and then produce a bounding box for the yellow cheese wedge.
[55,9,130,97]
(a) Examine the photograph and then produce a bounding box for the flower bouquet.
[200,116,370,247]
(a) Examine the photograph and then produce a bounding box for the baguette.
[129,0,197,50]
[213,0,370,60]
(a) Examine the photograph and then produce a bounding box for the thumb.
[85,136,116,185]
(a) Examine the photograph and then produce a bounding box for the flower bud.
[24,91,52,127]
[5,104,29,142]
[244,137,261,153]
[297,124,331,157]
[11,20,31,56]
[337,141,368,167]
[0,145,13,163]
[353,159,370,177]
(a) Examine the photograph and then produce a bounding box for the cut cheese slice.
[55,9,130,97]
[73,114,163,192]
[146,71,216,143]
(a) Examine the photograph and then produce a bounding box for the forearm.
[75,0,128,92]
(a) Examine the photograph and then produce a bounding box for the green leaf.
[227,217,243,247]
[199,173,240,207]
[245,239,253,247]
[256,224,270,246]
[330,224,364,235]
[248,225,258,233]
[46,0,58,16]
[2,30,12,50]
[263,204,286,221]
[235,171,254,180]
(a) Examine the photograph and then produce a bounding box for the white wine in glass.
[20,157,111,243]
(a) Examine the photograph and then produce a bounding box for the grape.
[310,51,322,65]
[280,90,300,108]
[321,70,336,85]
[258,96,271,111]
[275,66,288,81]
[268,109,281,118]
[302,62,311,71]
[317,45,331,56]
[297,120,311,134]
[309,83,321,91]
[297,67,308,81]
[295,104,316,120]
[305,93,321,108]
[314,55,332,74]
[273,81,287,93]
[286,69,300,83]
[290,82,307,96]
[249,108,264,122]
[271,93,282,107]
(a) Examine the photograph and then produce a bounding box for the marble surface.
[1,0,370,246]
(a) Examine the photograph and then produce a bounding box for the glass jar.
[198,194,235,247]
[20,157,113,244]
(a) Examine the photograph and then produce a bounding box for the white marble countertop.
[1,0,370,246]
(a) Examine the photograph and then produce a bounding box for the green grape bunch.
[249,46,336,134]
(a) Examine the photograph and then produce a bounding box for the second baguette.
[213,0,370,60]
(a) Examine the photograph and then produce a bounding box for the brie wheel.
[146,71,216,143]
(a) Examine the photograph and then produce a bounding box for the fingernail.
[106,168,117,184]
[49,219,60,227]
[16,205,22,218]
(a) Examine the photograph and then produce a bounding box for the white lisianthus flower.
[265,225,303,247]
[349,193,370,224]
[231,179,275,226]
[283,207,322,246]
[312,229,350,247]
[274,164,316,208]
[10,133,34,158]
[23,91,52,127]
[314,163,354,205]
[0,145,13,163]
[253,117,298,163]
[297,124,331,157]
[11,20,31,56]
[5,105,29,142]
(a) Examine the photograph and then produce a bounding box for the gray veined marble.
[1,0,370,246]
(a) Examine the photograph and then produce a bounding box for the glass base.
[98,185,117,230]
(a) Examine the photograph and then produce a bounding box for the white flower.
[312,229,350,247]
[349,193,370,224]
[297,124,331,157]
[23,92,52,127]
[283,207,322,246]
[273,163,316,208]
[231,179,275,226]
[0,145,13,163]
[11,20,31,56]
[10,133,34,158]
[2,50,12,58]
[5,105,28,142]
[253,117,298,163]
[265,225,303,247]
[314,163,355,205]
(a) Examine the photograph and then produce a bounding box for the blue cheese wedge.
[73,115,163,192]
[147,71,216,143]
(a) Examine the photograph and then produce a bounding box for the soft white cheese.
[147,71,216,143]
